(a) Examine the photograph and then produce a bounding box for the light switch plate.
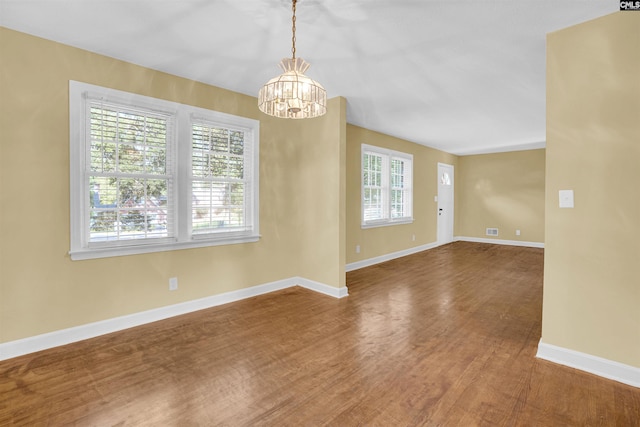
[559,190,574,208]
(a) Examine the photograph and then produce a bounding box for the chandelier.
[258,0,327,119]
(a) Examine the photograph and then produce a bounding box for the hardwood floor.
[1,242,638,426]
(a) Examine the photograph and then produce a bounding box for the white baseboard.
[0,277,348,362]
[536,341,640,388]
[345,237,544,273]
[298,277,349,298]
[455,236,544,248]
[346,241,441,272]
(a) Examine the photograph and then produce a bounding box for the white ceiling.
[0,0,619,155]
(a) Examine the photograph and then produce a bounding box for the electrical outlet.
[169,277,178,291]
[516,230,521,236]
[412,234,416,241]
[356,245,360,254]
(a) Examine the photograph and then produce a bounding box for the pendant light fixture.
[258,0,327,119]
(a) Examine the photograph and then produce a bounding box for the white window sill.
[361,219,414,229]
[69,235,261,260]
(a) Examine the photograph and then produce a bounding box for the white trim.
[455,236,544,248]
[0,277,347,361]
[70,235,261,260]
[360,218,414,229]
[346,241,440,272]
[297,277,349,298]
[453,141,546,156]
[536,341,640,388]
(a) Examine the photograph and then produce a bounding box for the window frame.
[361,144,413,228]
[69,81,260,260]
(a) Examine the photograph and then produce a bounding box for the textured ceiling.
[0,0,619,154]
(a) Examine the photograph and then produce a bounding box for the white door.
[437,163,454,245]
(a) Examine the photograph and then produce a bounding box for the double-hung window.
[69,81,259,260]
[361,144,413,228]
[190,120,255,237]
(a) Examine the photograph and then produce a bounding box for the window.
[70,81,259,260]
[361,144,413,227]
[190,120,255,237]
[440,171,452,186]
[87,103,174,244]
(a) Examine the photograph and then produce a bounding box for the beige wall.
[283,98,347,288]
[543,12,640,367]
[346,125,457,264]
[457,150,545,243]
[0,28,346,343]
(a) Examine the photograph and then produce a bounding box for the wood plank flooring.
[1,242,639,426]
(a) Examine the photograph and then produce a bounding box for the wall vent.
[486,228,499,236]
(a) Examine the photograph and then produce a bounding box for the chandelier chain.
[291,0,297,59]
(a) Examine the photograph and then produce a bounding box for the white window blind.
[361,144,413,228]
[191,120,255,237]
[69,81,260,260]
[362,152,385,222]
[88,102,174,244]
[390,157,410,219]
